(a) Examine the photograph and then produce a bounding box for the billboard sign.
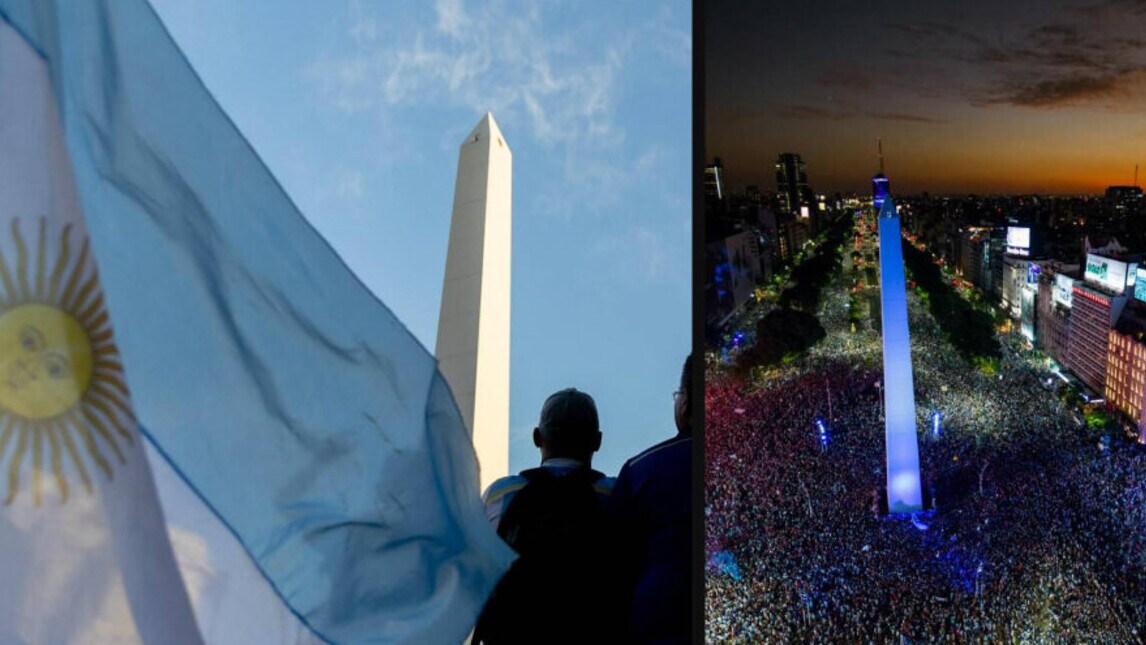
[1084,253,1128,294]
[1054,274,1074,308]
[1136,267,1146,302]
[1007,226,1031,256]
[1027,263,1041,284]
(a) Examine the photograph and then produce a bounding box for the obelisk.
[877,187,923,513]
[436,113,511,492]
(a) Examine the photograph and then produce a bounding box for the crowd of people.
[706,227,1146,642]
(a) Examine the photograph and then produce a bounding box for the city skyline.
[707,0,1146,196]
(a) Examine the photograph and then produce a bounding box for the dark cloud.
[1029,23,1081,46]
[887,21,989,49]
[1001,74,1122,106]
[884,11,1146,110]
[1074,0,1146,17]
[977,69,1146,108]
[774,104,848,120]
[817,68,872,91]
[973,19,1146,109]
[970,45,1104,69]
[887,21,985,44]
[773,103,945,124]
[867,111,946,123]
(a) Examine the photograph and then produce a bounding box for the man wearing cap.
[481,388,615,529]
[473,388,617,644]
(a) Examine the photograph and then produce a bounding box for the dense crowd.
[706,229,1146,643]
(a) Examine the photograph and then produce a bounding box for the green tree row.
[901,240,1002,361]
[736,215,854,374]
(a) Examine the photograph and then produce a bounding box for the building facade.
[1001,255,1029,319]
[960,228,990,288]
[705,157,725,208]
[1065,282,1129,395]
[1106,324,1146,442]
[1036,270,1074,366]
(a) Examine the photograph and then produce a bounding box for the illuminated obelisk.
[876,172,923,513]
[436,113,511,492]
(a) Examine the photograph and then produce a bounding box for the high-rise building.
[986,228,1008,302]
[1036,264,1078,366]
[705,157,725,209]
[1001,256,1029,319]
[775,153,814,219]
[1106,303,1146,443]
[436,113,512,491]
[1064,254,1134,395]
[1105,185,1144,212]
[959,228,989,287]
[1020,277,1039,342]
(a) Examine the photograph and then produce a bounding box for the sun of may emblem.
[0,217,134,506]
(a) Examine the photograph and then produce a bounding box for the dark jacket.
[608,433,692,644]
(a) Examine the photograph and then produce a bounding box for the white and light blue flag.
[0,1,515,643]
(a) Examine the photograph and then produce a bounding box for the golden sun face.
[0,218,134,506]
[0,304,94,419]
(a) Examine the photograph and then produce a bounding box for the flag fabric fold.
[0,0,515,643]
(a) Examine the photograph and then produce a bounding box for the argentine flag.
[0,1,515,643]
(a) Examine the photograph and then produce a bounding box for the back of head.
[535,388,601,462]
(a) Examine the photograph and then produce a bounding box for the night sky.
[706,0,1146,196]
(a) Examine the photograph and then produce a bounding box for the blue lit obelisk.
[875,164,923,513]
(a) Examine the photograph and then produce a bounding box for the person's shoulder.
[624,433,691,471]
[482,474,529,506]
[543,465,614,497]
[593,475,617,498]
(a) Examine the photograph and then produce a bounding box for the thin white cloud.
[435,0,468,40]
[647,5,692,68]
[305,0,689,217]
[348,0,378,47]
[306,1,637,148]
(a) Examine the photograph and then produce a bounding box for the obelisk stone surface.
[436,113,512,492]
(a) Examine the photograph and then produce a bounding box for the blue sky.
[148,0,692,477]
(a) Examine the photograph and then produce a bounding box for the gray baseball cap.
[538,388,599,434]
